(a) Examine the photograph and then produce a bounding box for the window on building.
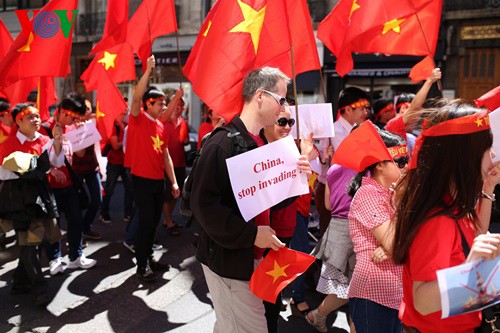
[2,0,47,11]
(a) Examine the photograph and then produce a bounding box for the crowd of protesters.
[1,57,500,333]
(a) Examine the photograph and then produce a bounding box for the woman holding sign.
[392,100,500,333]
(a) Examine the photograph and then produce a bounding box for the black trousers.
[13,242,48,295]
[132,175,166,268]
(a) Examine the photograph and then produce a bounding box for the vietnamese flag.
[317,0,442,77]
[37,77,57,122]
[409,55,435,83]
[81,42,136,91]
[333,121,392,172]
[0,19,13,57]
[0,0,78,88]
[95,67,128,144]
[250,247,315,303]
[0,77,38,107]
[126,0,177,71]
[90,0,128,55]
[475,86,500,112]
[183,0,321,121]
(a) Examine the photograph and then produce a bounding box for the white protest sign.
[489,107,500,163]
[290,103,335,139]
[63,120,102,152]
[226,135,309,221]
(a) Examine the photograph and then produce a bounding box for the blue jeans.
[124,211,139,245]
[47,186,83,261]
[349,298,402,333]
[290,212,309,303]
[76,172,102,233]
[101,163,133,217]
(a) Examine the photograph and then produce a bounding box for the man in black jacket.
[191,67,311,332]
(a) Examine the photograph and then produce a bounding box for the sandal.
[289,298,310,318]
[162,222,182,229]
[166,225,181,236]
[305,309,328,333]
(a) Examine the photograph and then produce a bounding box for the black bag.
[180,124,249,227]
[455,221,500,333]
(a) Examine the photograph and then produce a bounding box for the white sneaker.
[49,257,65,276]
[67,254,97,270]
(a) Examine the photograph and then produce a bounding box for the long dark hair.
[392,100,492,265]
[347,129,406,197]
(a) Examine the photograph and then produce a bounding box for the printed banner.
[226,136,309,221]
[63,120,102,152]
[291,103,335,139]
[437,258,500,318]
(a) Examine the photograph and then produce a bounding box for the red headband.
[147,97,166,104]
[408,113,490,170]
[375,103,395,120]
[396,102,411,111]
[15,106,39,121]
[62,109,82,120]
[388,145,409,159]
[339,98,370,112]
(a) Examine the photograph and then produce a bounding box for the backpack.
[180,123,250,227]
[101,123,121,157]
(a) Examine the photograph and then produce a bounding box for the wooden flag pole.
[56,76,69,123]
[407,0,443,93]
[282,0,300,141]
[319,68,327,103]
[175,30,183,86]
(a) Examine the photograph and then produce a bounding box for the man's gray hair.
[242,67,291,102]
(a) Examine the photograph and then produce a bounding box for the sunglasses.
[394,156,409,169]
[261,89,287,106]
[276,117,295,127]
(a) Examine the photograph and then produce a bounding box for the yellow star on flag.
[382,18,406,35]
[475,118,484,127]
[96,101,105,121]
[203,20,212,37]
[151,134,164,153]
[349,0,360,20]
[265,260,290,284]
[98,51,117,70]
[229,0,266,54]
[0,130,7,144]
[17,32,34,53]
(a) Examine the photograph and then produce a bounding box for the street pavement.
[0,183,350,333]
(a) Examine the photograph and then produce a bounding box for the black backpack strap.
[41,123,53,139]
[455,220,471,258]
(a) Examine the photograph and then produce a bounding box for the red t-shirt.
[248,131,270,260]
[107,123,125,165]
[44,118,73,188]
[400,215,480,333]
[0,123,12,144]
[198,122,214,149]
[385,116,407,141]
[271,201,297,238]
[0,132,50,163]
[129,111,169,180]
[164,117,188,168]
[124,121,135,169]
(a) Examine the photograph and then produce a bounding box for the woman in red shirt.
[392,100,500,333]
[197,108,223,149]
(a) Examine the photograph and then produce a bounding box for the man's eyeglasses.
[261,89,287,106]
[276,117,295,127]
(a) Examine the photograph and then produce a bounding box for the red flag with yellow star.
[81,42,136,92]
[318,0,442,77]
[0,77,37,107]
[95,67,128,143]
[37,77,57,122]
[0,19,13,58]
[332,120,393,172]
[126,0,177,71]
[183,0,321,121]
[90,0,128,55]
[0,0,78,88]
[409,55,435,83]
[250,247,315,303]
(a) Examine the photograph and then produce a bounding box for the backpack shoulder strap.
[41,123,53,139]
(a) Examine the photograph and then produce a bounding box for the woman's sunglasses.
[394,156,409,169]
[276,117,295,127]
